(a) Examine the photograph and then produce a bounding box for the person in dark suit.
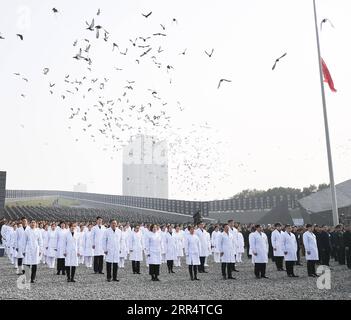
[319,225,332,266]
[314,225,322,264]
[292,226,302,266]
[335,225,345,265]
[343,225,351,269]
[265,225,274,260]
[330,227,338,261]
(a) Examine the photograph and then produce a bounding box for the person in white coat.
[64,222,80,282]
[82,223,94,268]
[91,216,106,274]
[160,226,167,264]
[249,224,269,279]
[173,226,184,267]
[303,224,319,277]
[119,226,129,269]
[145,224,162,281]
[129,225,143,274]
[271,223,285,271]
[281,224,299,277]
[8,223,17,266]
[23,220,43,283]
[15,217,28,275]
[195,223,210,273]
[41,224,49,265]
[211,225,221,263]
[102,220,122,282]
[46,223,57,269]
[56,221,67,275]
[228,220,239,272]
[78,225,85,265]
[236,228,245,263]
[165,228,177,273]
[184,226,201,281]
[219,224,236,280]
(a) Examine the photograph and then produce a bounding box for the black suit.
[319,231,331,266]
[343,231,351,269]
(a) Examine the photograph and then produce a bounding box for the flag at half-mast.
[321,58,337,92]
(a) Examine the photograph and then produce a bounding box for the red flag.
[321,58,337,92]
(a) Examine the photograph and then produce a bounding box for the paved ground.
[0,255,350,300]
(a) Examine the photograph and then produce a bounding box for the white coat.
[161,231,167,255]
[120,231,129,259]
[237,232,245,254]
[211,230,221,253]
[56,228,68,259]
[145,232,162,265]
[129,231,144,261]
[15,226,28,258]
[46,230,57,258]
[219,231,236,263]
[64,231,80,267]
[271,229,284,257]
[91,225,106,256]
[303,231,319,261]
[102,227,122,263]
[42,230,49,254]
[195,228,210,257]
[173,231,184,257]
[165,232,177,261]
[10,228,17,258]
[82,230,94,257]
[184,234,201,265]
[281,231,297,261]
[23,227,43,265]
[249,231,269,264]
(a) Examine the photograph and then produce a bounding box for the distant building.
[73,183,87,193]
[123,135,168,198]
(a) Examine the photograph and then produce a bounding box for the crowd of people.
[0,217,350,284]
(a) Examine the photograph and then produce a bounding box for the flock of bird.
[1,6,337,199]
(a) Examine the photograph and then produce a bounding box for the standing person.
[281,225,298,277]
[56,221,67,275]
[271,223,285,271]
[195,223,210,273]
[334,225,345,265]
[15,217,28,275]
[9,223,18,268]
[343,225,351,269]
[173,225,184,267]
[219,224,236,280]
[165,227,177,273]
[82,223,94,268]
[64,222,80,283]
[41,224,49,265]
[249,224,269,279]
[129,225,143,274]
[184,226,201,281]
[303,224,319,277]
[228,220,239,272]
[292,226,303,266]
[211,225,221,263]
[102,220,122,282]
[236,227,245,263]
[92,217,105,274]
[78,225,85,265]
[23,220,43,283]
[119,226,129,269]
[46,223,57,269]
[145,224,162,281]
[160,226,167,264]
[265,225,274,261]
[319,225,332,266]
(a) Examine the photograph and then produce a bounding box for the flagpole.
[312,0,339,225]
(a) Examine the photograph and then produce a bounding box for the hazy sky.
[0,0,350,201]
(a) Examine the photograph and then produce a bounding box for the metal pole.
[312,0,339,225]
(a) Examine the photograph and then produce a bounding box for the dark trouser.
[285,261,295,276]
[18,258,23,267]
[346,247,351,269]
[247,246,251,258]
[132,261,140,273]
[275,256,284,270]
[149,264,160,278]
[199,256,206,272]
[221,263,233,278]
[320,249,330,266]
[25,264,37,281]
[65,266,76,280]
[93,255,104,273]
[167,260,174,272]
[106,262,118,280]
[307,260,317,275]
[188,265,198,279]
[337,247,346,265]
[296,248,301,264]
[254,263,266,278]
[57,258,66,274]
[331,247,337,261]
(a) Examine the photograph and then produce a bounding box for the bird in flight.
[43,68,49,75]
[0,33,5,39]
[140,48,152,57]
[217,79,231,89]
[142,11,152,18]
[153,33,166,37]
[179,48,187,55]
[52,8,58,13]
[272,52,287,70]
[16,34,24,40]
[205,48,214,57]
[320,18,335,30]
[86,19,95,31]
[97,8,101,16]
